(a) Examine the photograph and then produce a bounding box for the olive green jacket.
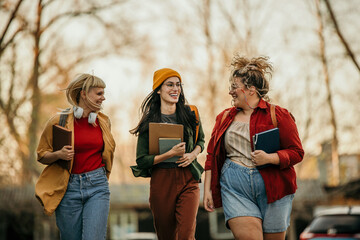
[131,119,205,181]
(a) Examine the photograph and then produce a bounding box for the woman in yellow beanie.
[130,68,205,240]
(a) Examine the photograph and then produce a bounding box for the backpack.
[59,108,71,127]
[188,105,200,143]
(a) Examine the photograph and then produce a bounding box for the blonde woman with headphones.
[35,74,116,240]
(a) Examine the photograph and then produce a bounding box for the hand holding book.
[56,145,74,161]
[171,142,186,158]
[251,150,279,168]
[159,138,185,163]
[52,124,73,169]
[252,127,280,169]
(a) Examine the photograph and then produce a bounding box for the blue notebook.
[159,138,181,163]
[252,128,280,153]
[252,128,280,169]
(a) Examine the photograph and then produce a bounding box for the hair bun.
[230,54,273,101]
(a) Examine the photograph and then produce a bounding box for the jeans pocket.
[88,173,108,187]
[221,161,230,175]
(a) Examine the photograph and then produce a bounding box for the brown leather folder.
[148,122,183,155]
[53,124,72,170]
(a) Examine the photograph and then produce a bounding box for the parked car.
[300,206,360,240]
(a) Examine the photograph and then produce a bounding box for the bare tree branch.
[216,1,244,43]
[0,0,149,183]
[300,75,314,145]
[0,0,23,45]
[0,44,27,154]
[42,0,57,9]
[0,0,25,56]
[41,48,115,86]
[40,2,122,34]
[316,0,340,186]
[323,0,360,73]
[0,26,24,57]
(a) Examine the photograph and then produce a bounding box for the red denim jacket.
[205,99,304,208]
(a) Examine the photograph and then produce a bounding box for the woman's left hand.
[177,153,196,167]
[251,150,270,167]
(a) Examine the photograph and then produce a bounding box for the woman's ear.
[249,86,256,96]
[80,90,86,99]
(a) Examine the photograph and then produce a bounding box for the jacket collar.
[257,98,268,110]
[233,98,268,112]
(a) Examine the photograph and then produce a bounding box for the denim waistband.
[70,167,106,179]
[224,158,259,174]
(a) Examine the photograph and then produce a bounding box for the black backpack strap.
[59,108,71,127]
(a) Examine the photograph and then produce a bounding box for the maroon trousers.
[149,167,200,240]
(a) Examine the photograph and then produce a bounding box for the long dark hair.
[130,84,197,144]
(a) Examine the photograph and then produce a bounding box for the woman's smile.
[170,93,178,99]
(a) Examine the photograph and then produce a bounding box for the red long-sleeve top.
[205,99,304,207]
[72,117,105,174]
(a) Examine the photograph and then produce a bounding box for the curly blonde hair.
[230,54,273,101]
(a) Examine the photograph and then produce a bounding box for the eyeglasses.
[164,82,183,89]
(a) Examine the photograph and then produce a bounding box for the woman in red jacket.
[203,55,304,240]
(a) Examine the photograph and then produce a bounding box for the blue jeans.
[55,167,110,240]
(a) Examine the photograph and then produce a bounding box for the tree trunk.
[316,0,339,186]
[25,0,43,183]
[203,0,217,119]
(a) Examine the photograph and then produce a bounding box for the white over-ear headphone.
[73,106,97,124]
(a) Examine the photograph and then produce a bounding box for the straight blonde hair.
[65,73,106,107]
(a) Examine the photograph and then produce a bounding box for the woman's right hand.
[57,145,74,161]
[203,190,215,212]
[171,142,186,157]
[203,170,214,212]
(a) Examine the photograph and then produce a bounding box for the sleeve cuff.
[277,150,290,169]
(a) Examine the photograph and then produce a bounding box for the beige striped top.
[224,121,255,168]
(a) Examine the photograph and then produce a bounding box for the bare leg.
[228,216,263,240]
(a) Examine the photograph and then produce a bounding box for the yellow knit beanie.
[153,68,182,90]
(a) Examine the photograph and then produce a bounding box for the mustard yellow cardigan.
[35,111,115,215]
